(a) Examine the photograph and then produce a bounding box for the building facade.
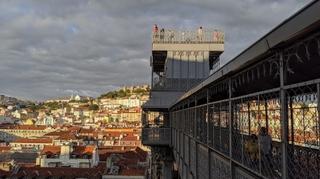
[36,144,99,168]
[142,27,224,179]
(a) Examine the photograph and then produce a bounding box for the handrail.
[152,29,224,44]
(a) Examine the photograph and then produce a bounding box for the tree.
[89,104,99,111]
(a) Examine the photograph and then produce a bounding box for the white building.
[0,125,55,142]
[36,143,99,168]
[10,138,53,150]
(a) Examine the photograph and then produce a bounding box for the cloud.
[0,0,312,100]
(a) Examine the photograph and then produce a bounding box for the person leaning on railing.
[258,127,279,177]
[244,134,259,167]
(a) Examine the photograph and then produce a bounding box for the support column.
[163,161,173,179]
[194,96,198,179]
[228,78,234,178]
[279,51,289,179]
[207,88,210,145]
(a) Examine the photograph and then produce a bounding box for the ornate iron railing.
[152,29,224,44]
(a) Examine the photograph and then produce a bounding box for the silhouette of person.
[197,26,203,42]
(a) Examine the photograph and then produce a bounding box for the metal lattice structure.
[142,1,320,179]
[171,31,320,179]
[168,1,320,178]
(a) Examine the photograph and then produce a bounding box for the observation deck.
[152,29,224,51]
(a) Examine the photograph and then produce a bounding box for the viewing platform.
[152,29,224,51]
[141,127,171,146]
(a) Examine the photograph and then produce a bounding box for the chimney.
[60,143,72,160]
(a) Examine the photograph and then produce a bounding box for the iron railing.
[152,78,203,91]
[152,29,224,44]
[171,82,320,178]
[142,127,171,146]
[170,30,320,178]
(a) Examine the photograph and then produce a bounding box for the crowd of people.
[152,24,204,42]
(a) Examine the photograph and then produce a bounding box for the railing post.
[317,83,320,179]
[279,51,289,179]
[194,96,198,178]
[206,88,211,179]
[207,88,210,145]
[228,78,234,178]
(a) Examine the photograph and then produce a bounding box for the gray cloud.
[0,0,311,100]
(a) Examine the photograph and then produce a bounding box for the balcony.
[142,127,171,146]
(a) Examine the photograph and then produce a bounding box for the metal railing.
[152,29,224,44]
[171,82,320,178]
[170,30,320,178]
[142,127,171,146]
[152,78,203,91]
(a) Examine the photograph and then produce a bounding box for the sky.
[0,0,312,101]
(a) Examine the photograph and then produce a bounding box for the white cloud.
[0,0,312,100]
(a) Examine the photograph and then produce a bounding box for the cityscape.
[0,0,320,179]
[0,85,150,178]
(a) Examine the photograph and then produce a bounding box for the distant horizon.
[1,83,150,102]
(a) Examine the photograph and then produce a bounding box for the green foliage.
[69,99,89,103]
[132,88,149,94]
[99,91,118,99]
[29,103,45,111]
[43,102,69,110]
[45,102,61,110]
[89,104,99,111]
[0,104,7,108]
[99,86,150,99]
[80,99,89,103]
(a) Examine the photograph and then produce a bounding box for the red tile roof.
[0,146,11,152]
[41,145,61,155]
[102,147,148,176]
[72,145,95,155]
[79,128,95,134]
[44,130,78,140]
[12,138,52,144]
[98,147,148,163]
[8,163,106,178]
[0,125,47,130]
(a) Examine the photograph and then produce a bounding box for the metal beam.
[279,51,289,179]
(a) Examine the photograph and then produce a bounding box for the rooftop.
[12,138,52,144]
[4,163,105,178]
[0,124,47,130]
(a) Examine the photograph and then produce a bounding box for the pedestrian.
[245,134,259,168]
[160,28,165,41]
[153,24,159,41]
[169,30,175,42]
[197,26,203,42]
[181,31,185,42]
[258,127,275,177]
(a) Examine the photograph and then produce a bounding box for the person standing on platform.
[160,28,165,42]
[153,24,159,41]
[197,26,203,42]
[258,127,275,177]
